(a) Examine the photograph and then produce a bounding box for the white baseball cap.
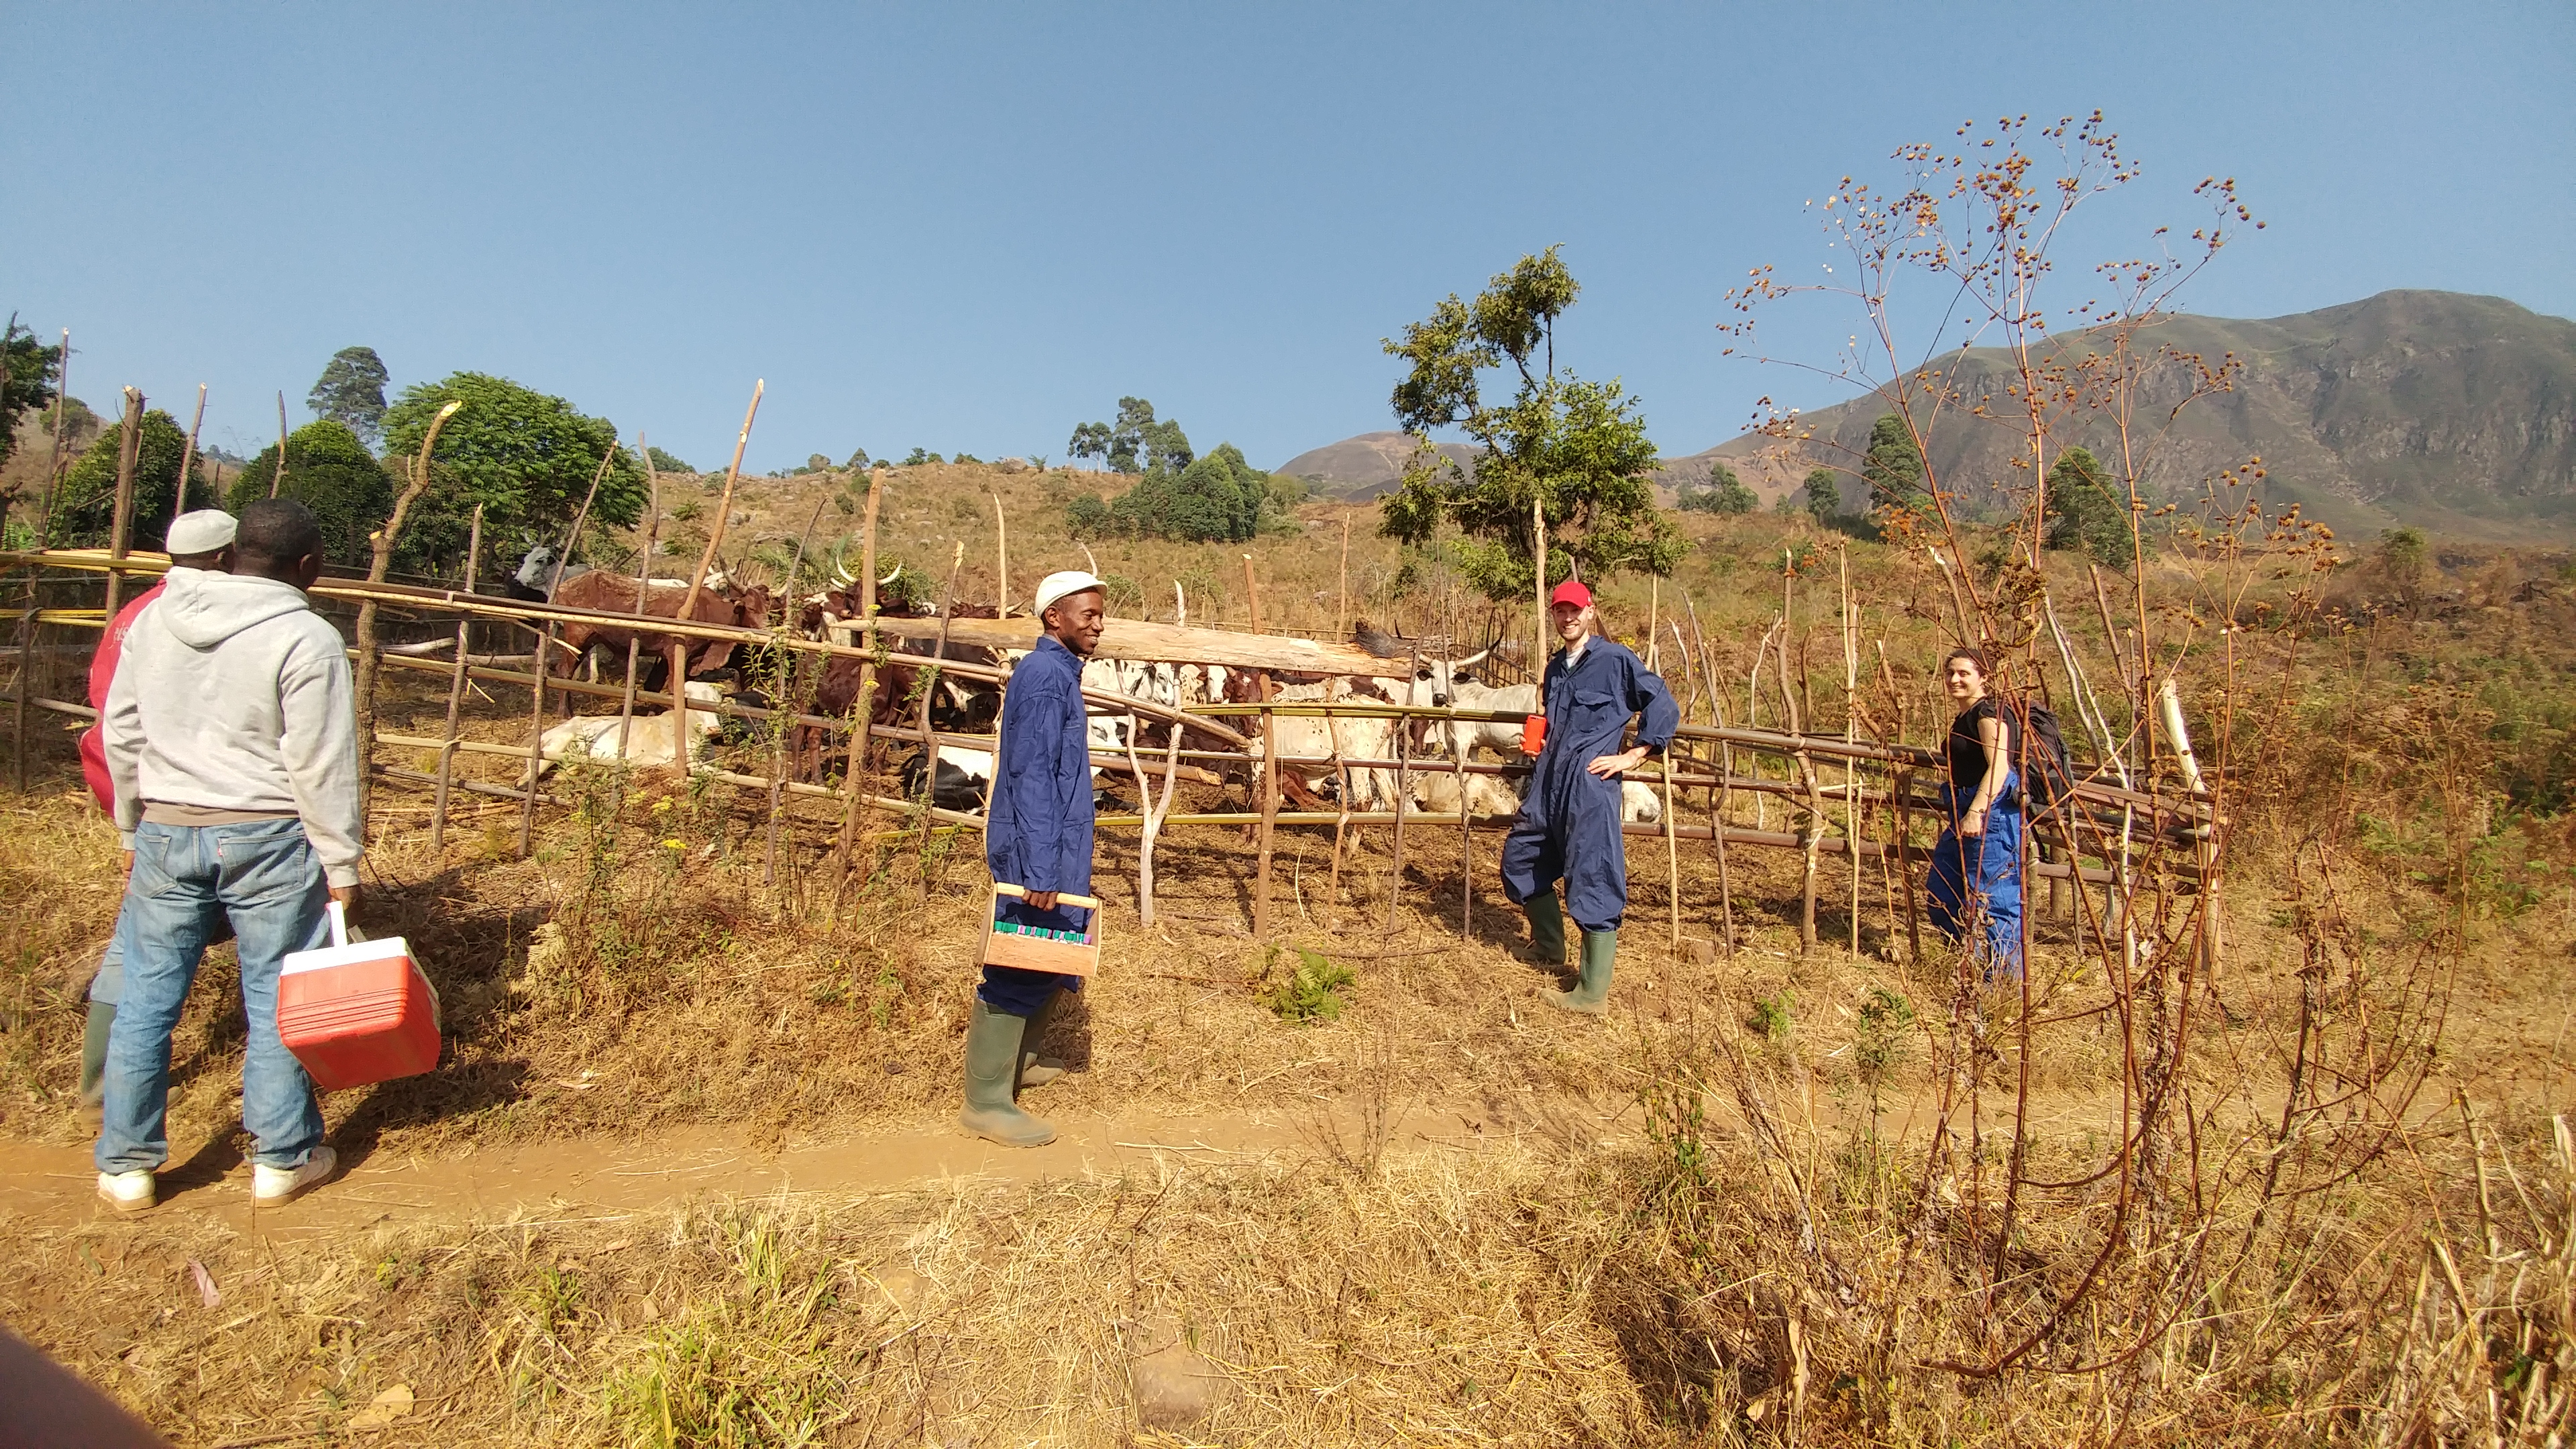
[1032,570,1107,619]
[165,510,237,555]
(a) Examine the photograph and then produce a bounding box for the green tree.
[1,316,63,468]
[1064,493,1112,539]
[1378,247,1677,599]
[380,372,646,566]
[227,421,399,569]
[1803,468,1845,527]
[1069,397,1183,475]
[1106,442,1274,541]
[2377,525,2429,612]
[47,409,212,550]
[647,445,694,474]
[2041,445,2138,567]
[1678,460,1756,515]
[306,346,390,446]
[1860,413,1930,515]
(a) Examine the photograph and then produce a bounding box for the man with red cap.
[1500,578,1678,1013]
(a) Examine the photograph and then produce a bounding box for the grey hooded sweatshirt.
[102,570,364,888]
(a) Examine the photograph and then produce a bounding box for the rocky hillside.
[1666,290,2576,541]
[1271,431,1479,499]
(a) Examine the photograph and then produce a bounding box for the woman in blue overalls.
[1499,580,1680,1014]
[1925,645,2025,980]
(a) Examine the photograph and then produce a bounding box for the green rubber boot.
[1018,989,1066,1090]
[78,1001,115,1110]
[1518,891,1568,968]
[959,1000,1056,1147]
[1544,930,1616,1015]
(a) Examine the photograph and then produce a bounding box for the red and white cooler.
[277,902,442,1091]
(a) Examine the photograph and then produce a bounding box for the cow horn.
[879,566,902,585]
[1449,646,1491,668]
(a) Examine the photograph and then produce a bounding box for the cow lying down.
[525,682,727,783]
[1411,770,1662,824]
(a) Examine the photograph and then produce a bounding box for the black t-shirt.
[1947,697,2010,789]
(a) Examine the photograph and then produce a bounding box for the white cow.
[526,681,726,782]
[1411,770,1661,824]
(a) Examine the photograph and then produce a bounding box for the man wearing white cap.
[961,568,1108,1146]
[71,509,238,1110]
[94,498,358,1212]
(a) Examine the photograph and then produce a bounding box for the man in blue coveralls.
[1500,580,1680,1014]
[961,569,1109,1146]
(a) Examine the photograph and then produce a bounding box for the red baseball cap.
[1549,580,1593,608]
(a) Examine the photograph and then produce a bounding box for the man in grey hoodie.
[95,498,362,1212]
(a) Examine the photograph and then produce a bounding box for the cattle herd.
[509,555,1664,825]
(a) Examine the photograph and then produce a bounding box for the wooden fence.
[6,547,2216,960]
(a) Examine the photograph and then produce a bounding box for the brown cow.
[545,573,775,682]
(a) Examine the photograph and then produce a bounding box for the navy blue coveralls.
[981,634,1093,1016]
[1499,637,1681,933]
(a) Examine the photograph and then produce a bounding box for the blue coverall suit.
[981,634,1093,1016]
[1925,699,2026,979]
[1499,638,1681,932]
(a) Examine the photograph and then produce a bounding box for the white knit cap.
[165,510,237,555]
[1032,570,1107,619]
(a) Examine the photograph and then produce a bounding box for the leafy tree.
[1064,492,1111,538]
[1068,397,1185,474]
[306,346,390,446]
[1,316,63,468]
[2377,525,2429,611]
[1108,443,1267,541]
[1677,460,1756,515]
[227,421,398,568]
[842,447,870,470]
[646,445,694,474]
[1067,421,1113,468]
[1803,468,1845,528]
[1860,413,1930,515]
[2041,445,2139,567]
[380,372,646,568]
[47,409,212,550]
[1378,248,1676,599]
[901,447,943,466]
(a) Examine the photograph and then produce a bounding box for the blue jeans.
[1926,780,2027,981]
[95,818,330,1175]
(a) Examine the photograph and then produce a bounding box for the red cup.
[1521,714,1547,755]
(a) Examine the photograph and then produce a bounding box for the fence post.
[102,388,143,620]
[674,380,765,771]
[430,502,484,853]
[1244,553,1277,941]
[830,468,884,886]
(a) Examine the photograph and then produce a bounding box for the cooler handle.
[325,899,350,949]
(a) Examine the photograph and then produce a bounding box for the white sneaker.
[96,1169,156,1214]
[251,1145,337,1206]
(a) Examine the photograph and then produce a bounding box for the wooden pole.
[674,380,763,767]
[1336,509,1350,640]
[269,392,288,498]
[1246,553,1276,939]
[518,614,554,857]
[1843,547,1861,962]
[614,446,662,761]
[1448,593,1470,941]
[430,502,484,852]
[765,499,826,886]
[102,388,144,619]
[914,542,965,886]
[830,468,885,883]
[167,384,205,541]
[354,399,462,826]
[1387,642,1416,930]
[991,490,1009,616]
[1532,496,1548,672]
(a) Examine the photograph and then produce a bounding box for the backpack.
[2012,701,2078,810]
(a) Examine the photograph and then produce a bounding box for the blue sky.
[6,1,2570,473]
